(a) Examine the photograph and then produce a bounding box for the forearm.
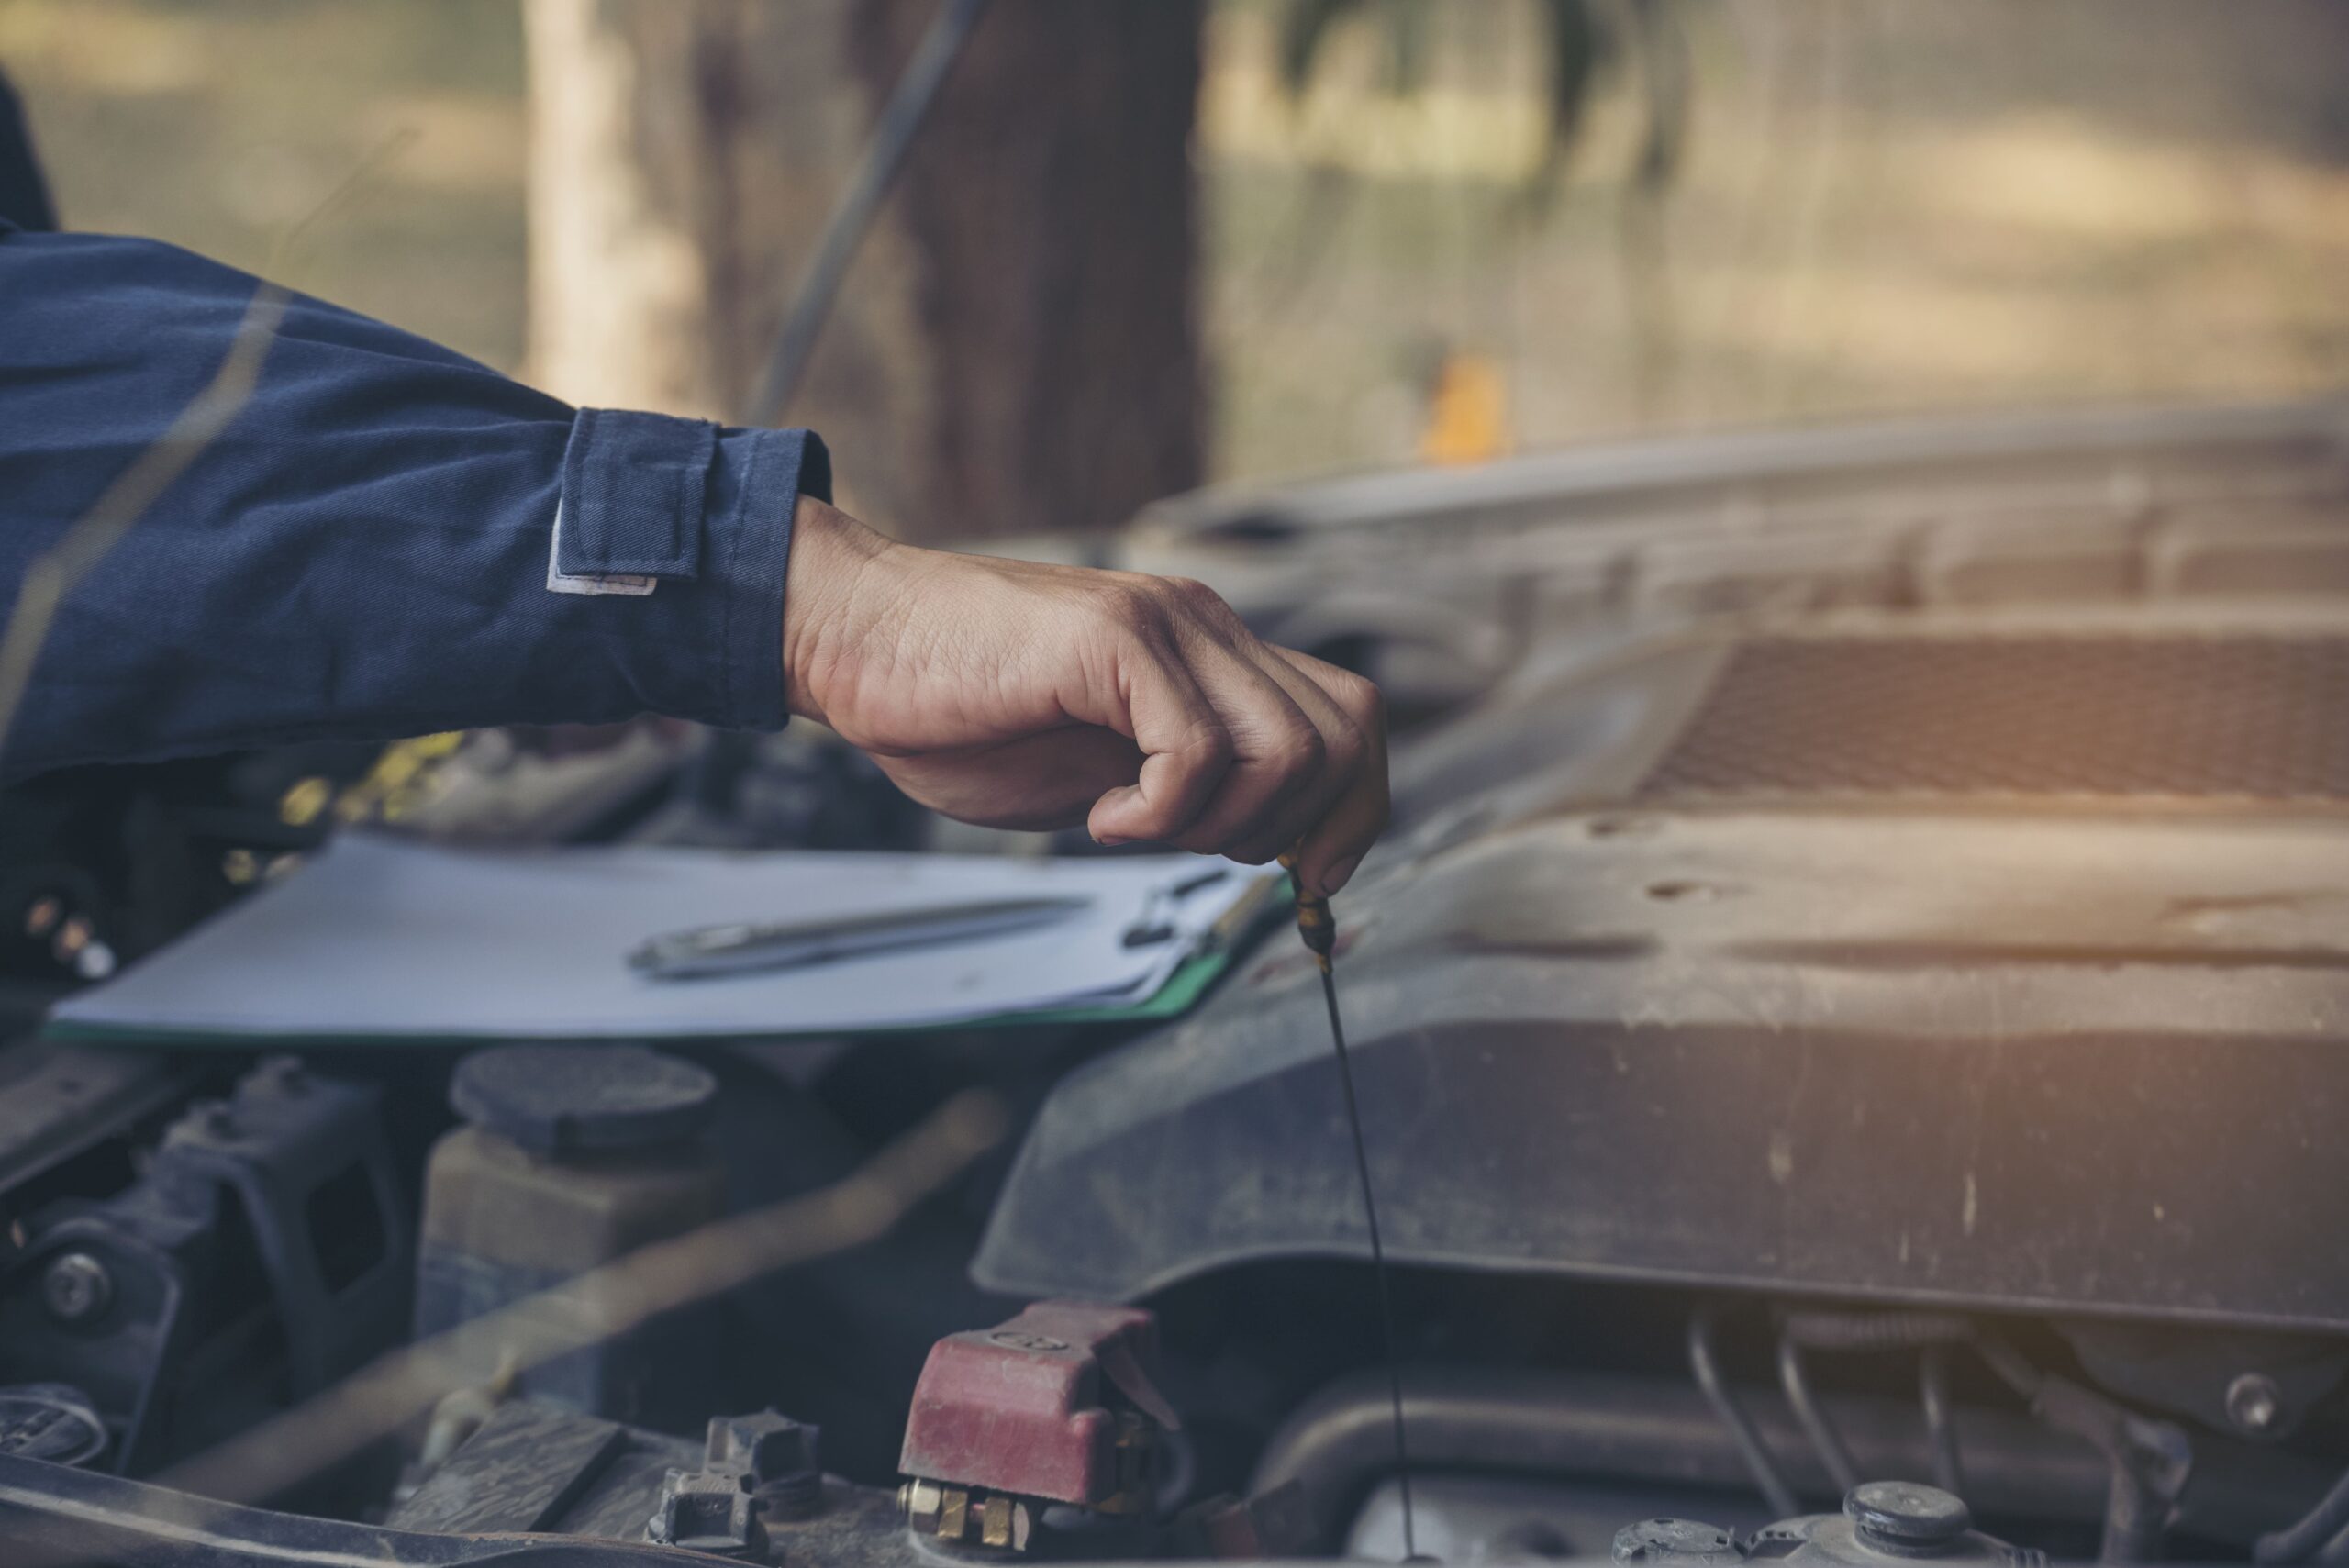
[0,226,827,779]
[0,226,1390,886]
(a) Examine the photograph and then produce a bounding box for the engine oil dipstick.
[1280,851,1418,1559]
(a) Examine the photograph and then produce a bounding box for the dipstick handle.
[1277,852,1336,970]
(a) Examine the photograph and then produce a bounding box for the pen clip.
[1120,867,1231,948]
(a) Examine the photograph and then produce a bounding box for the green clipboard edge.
[39,910,1273,1051]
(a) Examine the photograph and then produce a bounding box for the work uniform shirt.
[0,218,829,780]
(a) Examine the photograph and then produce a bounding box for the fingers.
[1085,628,1233,846]
[885,727,1149,832]
[1213,639,1365,866]
[1272,647,1389,896]
[1146,632,1330,862]
[1090,579,1389,886]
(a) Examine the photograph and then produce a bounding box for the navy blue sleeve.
[0,225,830,780]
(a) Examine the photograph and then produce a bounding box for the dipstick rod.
[1282,854,1416,1559]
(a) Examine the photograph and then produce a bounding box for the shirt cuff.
[552,407,830,734]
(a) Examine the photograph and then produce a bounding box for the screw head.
[41,1252,114,1325]
[1847,1481,1971,1550]
[2226,1372,2282,1435]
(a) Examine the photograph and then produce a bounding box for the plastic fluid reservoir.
[416,1044,725,1425]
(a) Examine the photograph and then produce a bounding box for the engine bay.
[6,400,2349,1565]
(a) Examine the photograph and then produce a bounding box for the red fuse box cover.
[898,1300,1179,1507]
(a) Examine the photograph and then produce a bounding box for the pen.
[630,895,1094,980]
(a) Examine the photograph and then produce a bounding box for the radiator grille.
[1641,635,2349,799]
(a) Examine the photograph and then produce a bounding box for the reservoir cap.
[452,1043,718,1154]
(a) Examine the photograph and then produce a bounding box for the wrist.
[782,495,897,724]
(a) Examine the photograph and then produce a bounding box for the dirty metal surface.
[384,1398,928,1566]
[975,802,2349,1328]
[988,408,2349,1326]
[386,1399,645,1536]
[0,1445,698,1567]
[0,1040,191,1196]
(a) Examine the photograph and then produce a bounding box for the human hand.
[780,497,1387,896]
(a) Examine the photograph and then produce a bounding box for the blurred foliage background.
[6,0,2349,492]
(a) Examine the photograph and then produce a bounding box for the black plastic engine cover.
[974,617,2349,1329]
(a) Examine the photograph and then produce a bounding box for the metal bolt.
[900,1478,944,1531]
[2226,1373,2282,1435]
[1847,1480,1971,1551]
[41,1252,114,1325]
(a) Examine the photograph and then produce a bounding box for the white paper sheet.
[50,835,1277,1041]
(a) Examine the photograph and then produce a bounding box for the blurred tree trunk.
[524,0,1203,545]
